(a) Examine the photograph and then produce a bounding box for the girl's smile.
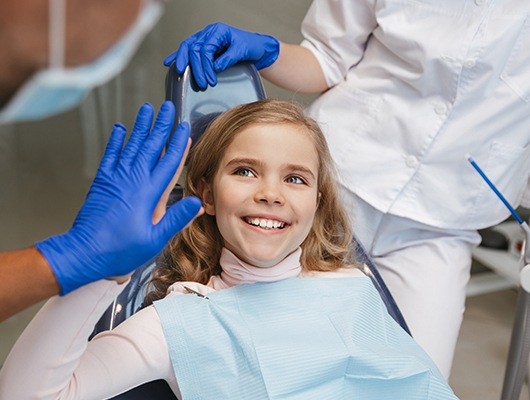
[201,122,320,268]
[242,216,288,230]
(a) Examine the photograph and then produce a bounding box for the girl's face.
[201,123,320,268]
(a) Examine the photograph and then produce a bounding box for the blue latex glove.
[35,102,202,295]
[164,22,279,90]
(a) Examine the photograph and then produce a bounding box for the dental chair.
[91,62,409,399]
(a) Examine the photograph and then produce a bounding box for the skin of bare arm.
[260,42,329,94]
[0,247,60,322]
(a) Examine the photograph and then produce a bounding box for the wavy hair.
[144,99,356,305]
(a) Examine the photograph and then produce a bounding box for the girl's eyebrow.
[284,164,316,181]
[226,157,263,168]
[226,157,316,181]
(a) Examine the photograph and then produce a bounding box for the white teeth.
[245,217,285,229]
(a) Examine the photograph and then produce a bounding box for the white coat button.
[475,0,486,5]
[435,103,447,115]
[405,155,418,168]
[464,59,476,69]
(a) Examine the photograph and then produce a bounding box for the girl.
[0,100,457,399]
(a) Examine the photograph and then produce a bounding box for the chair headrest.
[165,61,266,147]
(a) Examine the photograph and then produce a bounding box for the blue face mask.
[0,1,163,124]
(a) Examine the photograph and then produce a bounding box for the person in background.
[168,0,530,378]
[0,101,202,322]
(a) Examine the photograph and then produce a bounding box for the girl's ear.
[198,178,216,215]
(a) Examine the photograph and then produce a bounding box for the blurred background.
[0,0,315,255]
[0,1,527,399]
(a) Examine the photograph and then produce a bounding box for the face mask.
[0,1,163,124]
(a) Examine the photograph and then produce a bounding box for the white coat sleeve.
[0,280,176,400]
[300,0,378,87]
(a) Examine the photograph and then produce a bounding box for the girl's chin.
[227,242,300,268]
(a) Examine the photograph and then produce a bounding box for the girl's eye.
[235,168,255,177]
[286,176,306,185]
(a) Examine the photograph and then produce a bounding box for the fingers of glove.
[98,123,127,174]
[216,33,279,71]
[171,30,204,72]
[155,196,203,241]
[171,39,192,72]
[187,23,225,88]
[153,121,190,188]
[151,139,188,226]
[163,50,177,67]
[200,44,219,87]
[135,101,176,172]
[213,26,259,71]
[214,43,248,72]
[189,42,211,90]
[152,131,191,224]
[120,103,154,168]
[199,25,234,84]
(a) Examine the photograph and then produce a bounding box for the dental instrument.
[467,154,530,400]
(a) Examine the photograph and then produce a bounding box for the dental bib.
[154,277,457,399]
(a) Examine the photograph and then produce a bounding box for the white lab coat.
[301,0,530,229]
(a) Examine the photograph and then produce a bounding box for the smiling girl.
[144,99,359,304]
[0,100,457,399]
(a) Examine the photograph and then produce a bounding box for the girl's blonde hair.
[145,99,356,304]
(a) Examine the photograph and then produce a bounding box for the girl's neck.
[208,247,302,289]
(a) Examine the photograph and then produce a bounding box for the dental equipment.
[467,155,530,400]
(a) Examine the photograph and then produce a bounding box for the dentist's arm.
[0,102,202,322]
[0,247,60,321]
[260,42,328,94]
[164,22,328,94]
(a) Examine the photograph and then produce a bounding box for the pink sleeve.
[0,280,176,399]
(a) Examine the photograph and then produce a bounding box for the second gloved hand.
[36,102,202,295]
[165,22,279,90]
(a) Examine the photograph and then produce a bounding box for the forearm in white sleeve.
[0,280,175,400]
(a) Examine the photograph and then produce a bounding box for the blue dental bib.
[154,277,457,399]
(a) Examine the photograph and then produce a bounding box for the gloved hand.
[164,22,279,90]
[35,102,202,295]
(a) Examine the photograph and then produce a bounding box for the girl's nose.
[254,182,285,205]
